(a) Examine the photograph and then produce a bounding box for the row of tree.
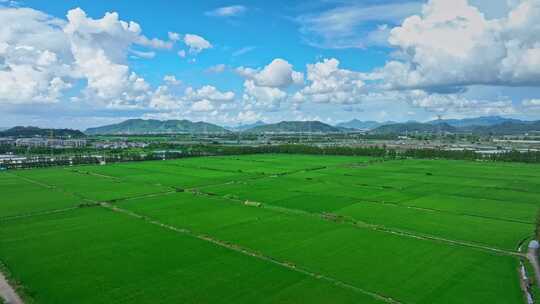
[2,144,540,170]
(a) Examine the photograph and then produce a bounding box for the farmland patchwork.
[1,155,538,303]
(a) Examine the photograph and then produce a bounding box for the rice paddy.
[1,154,538,303]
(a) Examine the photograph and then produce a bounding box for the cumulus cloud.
[236,58,304,88]
[64,8,153,106]
[236,110,262,123]
[404,90,516,115]
[372,0,540,90]
[185,85,235,103]
[168,31,181,41]
[242,80,287,111]
[205,5,246,17]
[149,85,181,110]
[163,75,181,85]
[0,6,182,108]
[236,59,303,111]
[522,98,540,107]
[183,34,212,54]
[0,7,72,104]
[292,58,365,104]
[191,99,214,112]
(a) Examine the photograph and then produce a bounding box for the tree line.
[2,143,539,170]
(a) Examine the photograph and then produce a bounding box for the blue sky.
[1,0,540,129]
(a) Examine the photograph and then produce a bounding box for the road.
[0,270,23,304]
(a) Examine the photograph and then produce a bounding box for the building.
[0,154,27,164]
[15,138,87,148]
[63,139,87,148]
[0,138,15,146]
[16,138,49,147]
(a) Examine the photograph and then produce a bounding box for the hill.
[371,122,457,134]
[336,119,394,130]
[0,126,85,138]
[85,119,230,135]
[371,120,540,135]
[245,121,341,133]
[231,121,267,131]
[469,121,540,135]
[428,116,523,128]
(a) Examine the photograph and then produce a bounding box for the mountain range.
[427,116,525,128]
[85,119,229,135]
[230,121,267,131]
[244,121,342,133]
[7,116,538,136]
[336,119,396,130]
[0,126,85,138]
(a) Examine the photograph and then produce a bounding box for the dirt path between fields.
[527,247,540,289]
[0,270,23,304]
[100,202,403,304]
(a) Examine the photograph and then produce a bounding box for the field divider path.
[66,168,121,180]
[0,268,24,304]
[357,198,536,225]
[0,206,79,223]
[99,202,405,304]
[192,189,525,258]
[8,173,54,189]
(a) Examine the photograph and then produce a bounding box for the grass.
[0,154,538,303]
[0,208,380,304]
[118,192,523,304]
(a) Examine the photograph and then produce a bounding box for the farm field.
[1,154,539,303]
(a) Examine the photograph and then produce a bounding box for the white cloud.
[236,59,304,111]
[163,75,181,85]
[522,98,540,107]
[292,58,365,104]
[136,36,172,49]
[206,64,226,73]
[149,85,182,110]
[64,8,151,106]
[404,90,516,115]
[177,50,186,58]
[236,110,262,123]
[0,7,72,104]
[297,2,422,49]
[205,5,246,17]
[242,80,287,111]
[183,34,212,54]
[191,100,214,112]
[130,49,156,59]
[373,0,540,90]
[185,85,235,102]
[232,46,256,56]
[237,58,304,88]
[168,31,181,41]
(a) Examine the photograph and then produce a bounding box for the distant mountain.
[428,116,524,128]
[371,122,457,134]
[245,121,342,133]
[336,119,395,130]
[232,121,267,131]
[371,119,540,135]
[85,119,230,135]
[469,121,540,135]
[0,126,85,138]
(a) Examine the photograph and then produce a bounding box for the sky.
[1,0,540,129]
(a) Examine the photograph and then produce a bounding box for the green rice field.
[1,154,539,303]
